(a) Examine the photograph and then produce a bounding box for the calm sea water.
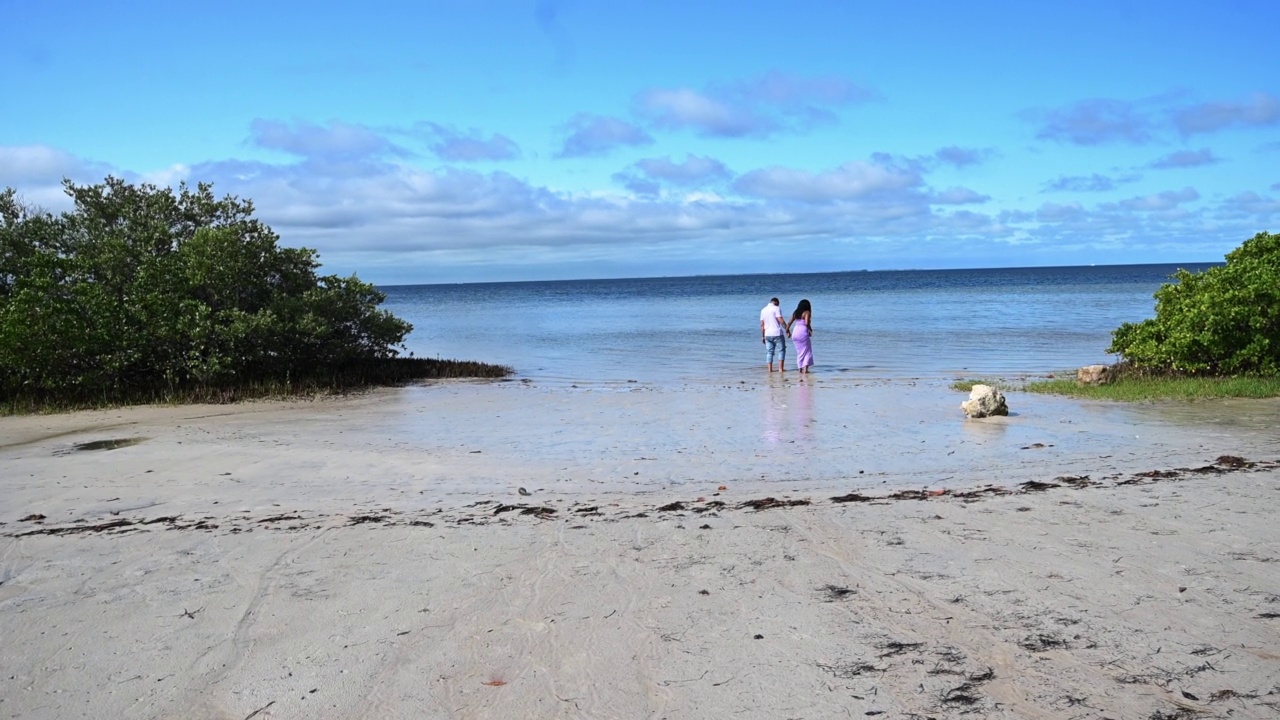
[380,264,1216,384]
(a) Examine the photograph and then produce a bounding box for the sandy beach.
[2,378,1278,719]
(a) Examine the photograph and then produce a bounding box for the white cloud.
[1174,92,1280,135]
[411,122,520,162]
[1043,174,1120,193]
[934,146,995,168]
[1219,191,1280,218]
[250,119,407,160]
[0,144,118,211]
[0,145,112,186]
[1148,149,1218,169]
[3,142,1271,283]
[612,154,732,195]
[636,87,770,138]
[141,163,193,187]
[634,155,731,185]
[1036,202,1090,223]
[634,72,875,139]
[555,114,653,158]
[931,187,989,205]
[1114,187,1200,212]
[1030,98,1156,145]
[733,160,921,202]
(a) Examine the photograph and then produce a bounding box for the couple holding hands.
[759,297,814,373]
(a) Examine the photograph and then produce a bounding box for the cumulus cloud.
[612,155,732,197]
[164,150,953,271]
[613,174,662,197]
[250,119,408,161]
[1030,98,1156,145]
[0,144,113,186]
[1173,92,1280,136]
[636,156,728,185]
[635,87,771,137]
[1036,202,1087,222]
[634,72,875,138]
[413,122,520,162]
[1029,91,1280,148]
[0,145,121,210]
[1220,191,1280,217]
[1113,187,1200,212]
[934,146,994,168]
[931,187,989,205]
[182,158,615,246]
[1148,148,1219,169]
[733,158,922,202]
[636,155,731,185]
[555,114,653,158]
[998,209,1035,224]
[1043,174,1119,193]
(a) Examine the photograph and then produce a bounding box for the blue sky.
[3,0,1278,284]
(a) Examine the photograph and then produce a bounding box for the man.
[760,297,787,372]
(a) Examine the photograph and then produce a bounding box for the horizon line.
[377,259,1223,289]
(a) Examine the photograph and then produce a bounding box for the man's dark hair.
[770,297,779,304]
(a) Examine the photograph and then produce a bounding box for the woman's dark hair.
[791,298,811,322]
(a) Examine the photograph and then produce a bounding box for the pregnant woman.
[788,299,814,374]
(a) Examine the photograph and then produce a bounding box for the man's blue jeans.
[765,335,786,365]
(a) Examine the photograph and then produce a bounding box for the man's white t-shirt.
[760,304,785,337]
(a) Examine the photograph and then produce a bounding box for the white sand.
[2,378,1278,718]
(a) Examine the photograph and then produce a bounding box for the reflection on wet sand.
[792,377,815,442]
[761,376,787,446]
[760,376,817,449]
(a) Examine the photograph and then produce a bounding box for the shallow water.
[350,376,1279,497]
[382,264,1215,384]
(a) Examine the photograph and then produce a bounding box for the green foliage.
[1107,231,1280,375]
[0,177,434,406]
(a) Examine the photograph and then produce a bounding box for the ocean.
[380,263,1216,384]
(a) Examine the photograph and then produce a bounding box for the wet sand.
[1,378,1278,718]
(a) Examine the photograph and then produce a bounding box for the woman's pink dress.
[792,318,813,369]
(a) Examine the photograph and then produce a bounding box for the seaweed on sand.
[493,504,557,517]
[739,497,811,511]
[818,584,857,601]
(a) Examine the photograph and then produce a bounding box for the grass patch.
[1,357,513,415]
[1025,375,1280,401]
[950,378,1018,392]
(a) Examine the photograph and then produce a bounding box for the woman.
[787,299,814,373]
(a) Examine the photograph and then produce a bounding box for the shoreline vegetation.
[1,357,513,416]
[953,373,1280,401]
[1024,374,1280,401]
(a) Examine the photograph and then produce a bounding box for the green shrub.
[1108,231,1280,375]
[0,177,426,405]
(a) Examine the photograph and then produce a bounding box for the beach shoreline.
[2,381,1278,718]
